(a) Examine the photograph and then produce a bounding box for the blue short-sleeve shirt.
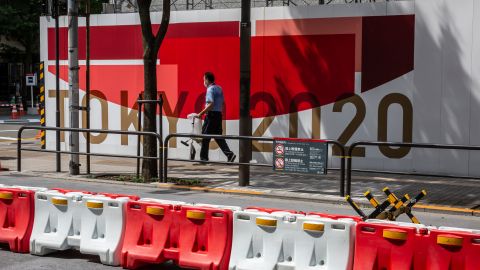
[206,84,224,112]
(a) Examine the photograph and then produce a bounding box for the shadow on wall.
[255,1,480,178]
[413,0,478,176]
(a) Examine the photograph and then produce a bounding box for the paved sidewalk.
[163,164,480,209]
[1,136,480,213]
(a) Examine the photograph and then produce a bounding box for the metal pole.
[17,128,22,172]
[340,156,345,197]
[163,138,168,182]
[30,85,34,109]
[239,0,252,186]
[54,0,61,172]
[136,94,142,178]
[86,0,91,175]
[346,154,352,196]
[158,93,164,181]
[68,0,80,175]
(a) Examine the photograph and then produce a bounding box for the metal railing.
[163,133,347,196]
[135,94,164,178]
[345,141,480,195]
[17,126,164,180]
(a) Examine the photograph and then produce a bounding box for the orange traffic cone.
[35,131,42,139]
[18,102,25,116]
[10,104,18,119]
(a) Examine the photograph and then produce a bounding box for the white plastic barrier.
[229,211,356,270]
[30,190,86,255]
[77,194,131,265]
[30,191,133,266]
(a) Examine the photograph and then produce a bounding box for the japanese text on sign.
[273,138,328,175]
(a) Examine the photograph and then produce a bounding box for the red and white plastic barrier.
[1,183,480,270]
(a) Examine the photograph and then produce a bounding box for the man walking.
[196,72,236,162]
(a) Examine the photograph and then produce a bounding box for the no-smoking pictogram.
[275,144,285,155]
[275,158,285,169]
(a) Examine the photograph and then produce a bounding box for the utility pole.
[86,0,91,175]
[68,0,80,175]
[239,0,252,186]
[53,0,61,172]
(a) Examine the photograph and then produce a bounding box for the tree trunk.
[141,50,158,180]
[138,0,170,181]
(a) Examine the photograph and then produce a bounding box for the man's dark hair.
[204,71,215,83]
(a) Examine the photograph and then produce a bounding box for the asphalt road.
[0,123,38,142]
[1,174,479,269]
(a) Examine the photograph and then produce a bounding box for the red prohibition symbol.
[275,144,285,155]
[275,158,285,169]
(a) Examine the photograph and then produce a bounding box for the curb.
[5,171,480,217]
[0,119,40,125]
[152,182,480,217]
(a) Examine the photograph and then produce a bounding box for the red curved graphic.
[47,15,414,119]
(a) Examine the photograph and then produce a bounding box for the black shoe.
[227,154,236,162]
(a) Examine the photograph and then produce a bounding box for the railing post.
[339,143,345,197]
[158,94,163,181]
[346,144,354,195]
[163,135,170,183]
[17,127,23,171]
[327,140,345,197]
[136,95,142,178]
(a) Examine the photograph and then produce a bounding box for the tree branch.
[137,0,154,57]
[153,0,171,52]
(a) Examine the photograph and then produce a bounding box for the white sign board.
[26,74,37,86]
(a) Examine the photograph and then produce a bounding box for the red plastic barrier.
[122,202,233,270]
[98,192,139,200]
[121,200,178,269]
[354,222,480,270]
[308,211,362,221]
[353,222,428,270]
[0,187,35,253]
[424,229,480,270]
[175,205,233,270]
[246,206,303,214]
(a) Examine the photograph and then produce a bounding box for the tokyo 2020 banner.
[40,0,480,177]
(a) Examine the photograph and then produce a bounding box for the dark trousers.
[200,111,233,161]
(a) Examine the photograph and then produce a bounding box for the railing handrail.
[17,126,164,179]
[164,133,275,142]
[163,133,347,196]
[349,141,480,152]
[346,140,480,195]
